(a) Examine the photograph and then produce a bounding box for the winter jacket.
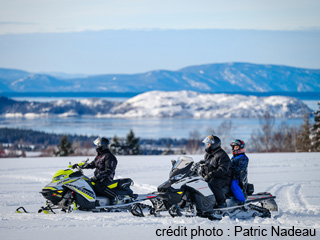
[202,146,231,183]
[230,153,249,182]
[85,149,117,182]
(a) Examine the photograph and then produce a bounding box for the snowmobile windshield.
[169,156,194,180]
[52,169,74,182]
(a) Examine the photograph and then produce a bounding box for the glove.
[71,164,78,169]
[203,173,212,182]
[199,160,206,164]
[200,164,208,176]
[91,176,98,182]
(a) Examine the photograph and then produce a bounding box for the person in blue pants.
[230,139,249,204]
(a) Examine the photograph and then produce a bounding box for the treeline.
[1,102,319,157]
[0,127,97,150]
[248,111,319,152]
[0,127,188,157]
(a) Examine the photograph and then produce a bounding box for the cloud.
[0,21,35,25]
[0,0,319,34]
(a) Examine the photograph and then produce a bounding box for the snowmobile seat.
[107,178,133,190]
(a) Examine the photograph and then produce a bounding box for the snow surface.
[1,153,320,240]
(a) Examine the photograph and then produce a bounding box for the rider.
[83,137,118,205]
[201,135,231,208]
[230,139,249,204]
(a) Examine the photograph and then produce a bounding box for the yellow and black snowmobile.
[16,160,157,214]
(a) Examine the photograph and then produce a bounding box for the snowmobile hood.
[52,169,74,182]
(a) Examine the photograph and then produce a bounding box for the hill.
[1,62,319,93]
[0,91,312,118]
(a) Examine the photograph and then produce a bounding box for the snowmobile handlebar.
[191,161,206,176]
[68,159,89,172]
[190,163,198,175]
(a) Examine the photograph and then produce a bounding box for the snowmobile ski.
[95,194,157,210]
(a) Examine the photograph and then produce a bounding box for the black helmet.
[230,139,246,155]
[202,135,221,153]
[93,137,110,152]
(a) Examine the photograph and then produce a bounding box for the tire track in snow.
[264,183,278,193]
[272,182,320,226]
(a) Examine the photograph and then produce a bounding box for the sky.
[1,0,320,34]
[0,0,319,74]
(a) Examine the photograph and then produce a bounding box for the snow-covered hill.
[108,91,311,118]
[0,91,311,118]
[0,153,319,240]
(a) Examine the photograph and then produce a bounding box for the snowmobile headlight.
[170,174,184,181]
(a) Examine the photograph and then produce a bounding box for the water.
[2,96,318,140]
[10,97,128,102]
[2,116,305,141]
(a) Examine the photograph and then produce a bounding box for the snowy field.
[0,153,319,240]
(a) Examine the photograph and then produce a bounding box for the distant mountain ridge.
[0,62,319,93]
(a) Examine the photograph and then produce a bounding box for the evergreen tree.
[125,130,140,155]
[311,102,320,152]
[55,135,74,156]
[297,112,312,152]
[110,135,124,155]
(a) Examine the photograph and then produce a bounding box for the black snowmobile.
[16,160,157,214]
[131,156,278,220]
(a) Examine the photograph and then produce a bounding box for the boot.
[111,196,119,205]
[214,202,227,209]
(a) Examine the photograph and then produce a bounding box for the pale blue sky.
[1,0,320,34]
[0,1,319,74]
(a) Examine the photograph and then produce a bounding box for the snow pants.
[93,179,118,204]
[231,179,246,203]
[208,178,228,204]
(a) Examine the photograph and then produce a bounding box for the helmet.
[230,139,246,155]
[93,137,110,152]
[202,135,221,153]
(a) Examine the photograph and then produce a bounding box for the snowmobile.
[16,160,157,214]
[131,156,278,220]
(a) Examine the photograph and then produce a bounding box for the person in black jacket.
[201,135,231,208]
[83,137,118,205]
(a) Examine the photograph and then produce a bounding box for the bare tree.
[260,112,275,152]
[248,129,264,152]
[272,121,287,152]
[271,121,297,152]
[186,130,201,154]
[248,113,275,152]
[207,119,233,152]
